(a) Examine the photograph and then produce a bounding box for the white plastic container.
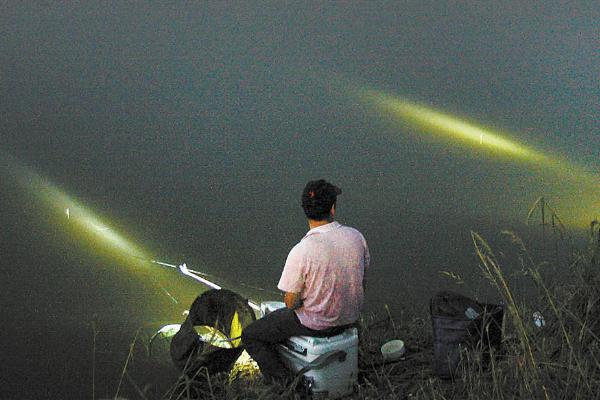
[278,328,359,399]
[259,301,286,317]
[381,339,405,361]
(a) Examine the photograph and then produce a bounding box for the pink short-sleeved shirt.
[277,221,370,330]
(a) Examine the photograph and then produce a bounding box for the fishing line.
[160,287,179,304]
[129,254,261,311]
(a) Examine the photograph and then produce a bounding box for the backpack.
[430,291,504,379]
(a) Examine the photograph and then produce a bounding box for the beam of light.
[359,89,545,161]
[356,88,600,227]
[2,154,264,309]
[9,161,148,259]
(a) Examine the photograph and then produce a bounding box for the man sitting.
[242,179,370,383]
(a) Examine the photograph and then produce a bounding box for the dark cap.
[301,179,342,220]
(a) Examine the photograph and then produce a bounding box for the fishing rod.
[135,256,261,312]
[149,259,222,290]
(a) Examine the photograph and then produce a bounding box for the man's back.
[242,179,368,384]
[278,221,370,330]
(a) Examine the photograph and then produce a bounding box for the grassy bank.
[109,213,600,400]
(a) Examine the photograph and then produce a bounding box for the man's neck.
[308,218,333,230]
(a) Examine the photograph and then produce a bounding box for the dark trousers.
[242,307,348,382]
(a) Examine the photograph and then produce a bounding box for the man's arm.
[278,244,305,309]
[284,291,303,310]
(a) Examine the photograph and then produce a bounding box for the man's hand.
[284,292,302,310]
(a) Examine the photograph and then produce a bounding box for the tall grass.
[416,206,600,400]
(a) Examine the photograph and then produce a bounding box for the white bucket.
[380,339,405,361]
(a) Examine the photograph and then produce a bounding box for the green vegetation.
[101,203,600,399]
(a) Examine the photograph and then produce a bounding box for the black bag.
[170,289,256,376]
[430,291,504,379]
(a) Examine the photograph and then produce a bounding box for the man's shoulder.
[339,224,360,233]
[338,224,366,239]
[288,240,309,258]
[299,223,366,247]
